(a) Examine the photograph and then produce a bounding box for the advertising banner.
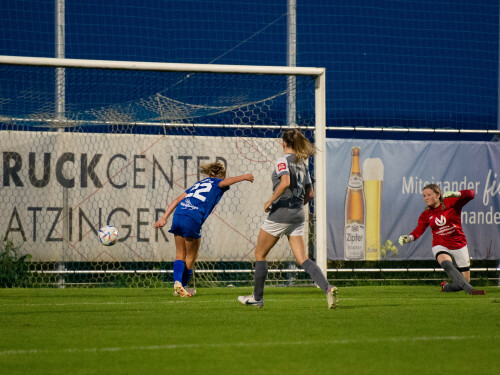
[0,131,294,262]
[326,139,500,261]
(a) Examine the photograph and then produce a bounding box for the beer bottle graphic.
[344,147,366,260]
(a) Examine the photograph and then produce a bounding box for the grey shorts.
[432,245,470,269]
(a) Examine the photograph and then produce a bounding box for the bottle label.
[344,223,365,259]
[348,175,363,189]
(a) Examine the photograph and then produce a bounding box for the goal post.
[0,55,326,287]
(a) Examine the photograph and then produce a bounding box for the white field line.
[3,296,497,308]
[0,335,498,357]
[2,298,357,308]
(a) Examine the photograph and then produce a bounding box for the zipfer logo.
[435,215,446,227]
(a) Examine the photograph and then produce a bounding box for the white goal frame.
[0,55,328,276]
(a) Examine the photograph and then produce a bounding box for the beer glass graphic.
[362,158,384,261]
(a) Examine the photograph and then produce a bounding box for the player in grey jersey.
[266,153,310,224]
[239,129,338,309]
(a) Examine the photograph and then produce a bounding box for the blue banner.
[326,139,500,261]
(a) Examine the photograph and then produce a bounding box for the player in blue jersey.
[154,162,254,297]
[238,129,338,309]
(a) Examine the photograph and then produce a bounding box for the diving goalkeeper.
[398,184,485,295]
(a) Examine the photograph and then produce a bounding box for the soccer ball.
[98,225,119,246]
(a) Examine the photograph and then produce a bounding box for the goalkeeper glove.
[443,191,461,198]
[398,235,414,246]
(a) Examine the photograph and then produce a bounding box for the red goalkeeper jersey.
[410,190,474,250]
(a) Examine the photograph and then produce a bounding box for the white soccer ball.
[98,225,119,246]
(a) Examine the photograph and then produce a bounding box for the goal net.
[0,56,326,287]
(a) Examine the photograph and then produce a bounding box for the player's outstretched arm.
[443,191,461,198]
[398,234,414,246]
[153,192,187,228]
[218,173,254,188]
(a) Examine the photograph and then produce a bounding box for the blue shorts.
[168,214,202,239]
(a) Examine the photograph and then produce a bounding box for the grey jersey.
[267,153,312,223]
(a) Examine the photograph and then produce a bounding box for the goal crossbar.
[0,55,324,76]
[0,55,328,276]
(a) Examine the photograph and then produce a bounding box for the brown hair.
[199,162,226,179]
[423,183,445,210]
[282,129,315,162]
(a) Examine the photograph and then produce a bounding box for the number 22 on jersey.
[186,182,213,202]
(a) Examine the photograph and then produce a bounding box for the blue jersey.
[175,177,229,224]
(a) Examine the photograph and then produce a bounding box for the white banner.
[1,131,295,262]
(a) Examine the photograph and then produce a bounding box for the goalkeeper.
[154,162,254,298]
[398,184,485,295]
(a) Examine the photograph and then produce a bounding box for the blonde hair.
[199,162,226,179]
[282,129,315,162]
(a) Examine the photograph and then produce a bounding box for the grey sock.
[253,261,268,301]
[441,260,473,294]
[443,282,462,292]
[301,259,330,293]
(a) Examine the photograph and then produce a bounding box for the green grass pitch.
[0,286,498,374]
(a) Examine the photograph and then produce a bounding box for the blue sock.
[182,268,193,287]
[173,260,185,284]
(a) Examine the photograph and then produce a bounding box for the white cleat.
[327,286,338,309]
[173,287,197,297]
[174,281,192,298]
[238,294,263,308]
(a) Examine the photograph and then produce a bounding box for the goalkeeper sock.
[443,282,462,292]
[253,261,268,301]
[441,260,473,294]
[182,268,193,287]
[173,260,185,284]
[301,259,330,293]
